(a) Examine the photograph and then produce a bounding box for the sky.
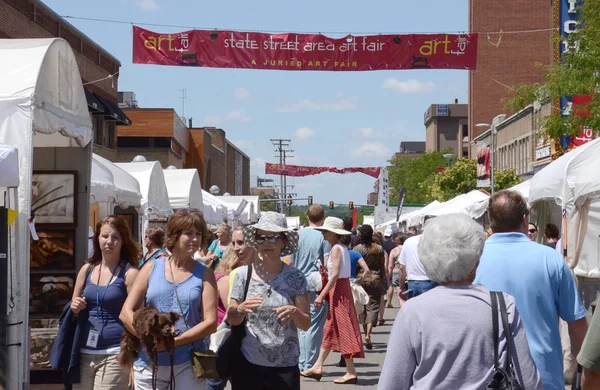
[43,0,468,205]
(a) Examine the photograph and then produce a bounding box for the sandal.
[365,335,372,350]
[334,376,358,384]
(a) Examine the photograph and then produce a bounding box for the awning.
[84,90,132,126]
[84,87,104,113]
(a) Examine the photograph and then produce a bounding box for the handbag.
[315,264,328,295]
[486,292,524,390]
[215,265,252,379]
[170,262,219,379]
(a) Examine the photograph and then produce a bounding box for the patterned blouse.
[354,243,385,285]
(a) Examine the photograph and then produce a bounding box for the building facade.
[468,0,553,141]
[424,103,468,157]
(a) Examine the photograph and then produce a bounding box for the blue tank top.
[81,263,128,351]
[135,257,207,367]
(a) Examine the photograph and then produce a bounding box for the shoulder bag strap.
[497,292,513,372]
[490,291,500,370]
[243,265,252,301]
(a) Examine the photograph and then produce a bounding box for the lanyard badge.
[88,263,119,347]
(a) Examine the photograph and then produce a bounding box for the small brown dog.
[118,306,180,368]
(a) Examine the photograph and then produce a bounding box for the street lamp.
[442,153,454,167]
[209,185,220,195]
[476,122,495,195]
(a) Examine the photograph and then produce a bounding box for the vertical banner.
[374,168,390,225]
[396,187,407,223]
[476,145,491,188]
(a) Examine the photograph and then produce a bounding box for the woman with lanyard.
[70,216,140,389]
[140,227,167,269]
[121,208,218,390]
[205,223,232,270]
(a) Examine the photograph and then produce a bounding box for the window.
[118,137,152,148]
[93,116,102,145]
[103,121,115,149]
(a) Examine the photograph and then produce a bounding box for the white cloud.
[352,127,387,138]
[233,88,251,99]
[295,127,315,140]
[203,115,222,125]
[382,78,436,94]
[226,110,251,123]
[251,157,267,170]
[351,142,391,158]
[135,0,159,11]
[277,94,360,113]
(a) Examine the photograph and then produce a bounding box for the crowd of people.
[57,190,600,389]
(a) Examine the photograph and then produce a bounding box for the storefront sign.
[133,26,478,71]
[266,163,381,178]
[437,104,449,116]
[535,146,551,160]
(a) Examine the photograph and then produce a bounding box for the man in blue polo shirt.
[475,190,587,390]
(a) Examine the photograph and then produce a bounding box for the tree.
[388,150,453,204]
[507,1,600,138]
[258,192,277,212]
[429,158,523,201]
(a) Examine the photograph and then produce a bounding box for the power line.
[58,14,557,36]
[270,138,293,214]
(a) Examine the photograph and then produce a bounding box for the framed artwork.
[32,171,78,227]
[30,229,76,270]
[29,274,74,315]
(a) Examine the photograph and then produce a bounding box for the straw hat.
[243,212,299,256]
[313,217,352,236]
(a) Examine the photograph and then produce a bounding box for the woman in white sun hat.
[227,212,310,390]
[301,217,364,385]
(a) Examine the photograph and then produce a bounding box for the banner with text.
[265,163,381,178]
[133,26,478,71]
[476,145,491,188]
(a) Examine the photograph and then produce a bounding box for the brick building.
[424,103,468,157]
[468,0,553,143]
[0,0,131,160]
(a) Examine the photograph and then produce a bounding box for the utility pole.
[270,139,293,214]
[179,88,187,118]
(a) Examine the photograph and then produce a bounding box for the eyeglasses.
[177,208,203,216]
[528,229,537,234]
[255,234,283,244]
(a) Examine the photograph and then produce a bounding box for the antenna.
[179,88,187,117]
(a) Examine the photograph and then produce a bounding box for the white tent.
[217,195,261,224]
[286,216,301,229]
[91,155,118,204]
[362,216,375,227]
[427,190,489,219]
[93,154,142,208]
[0,38,93,390]
[0,144,19,187]
[162,169,204,210]
[202,190,229,224]
[404,200,442,227]
[509,179,530,203]
[115,161,173,221]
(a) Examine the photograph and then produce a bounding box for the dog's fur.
[118,306,180,368]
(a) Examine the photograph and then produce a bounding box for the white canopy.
[202,190,229,224]
[362,216,375,227]
[217,195,261,224]
[115,161,173,220]
[91,155,117,204]
[162,169,204,211]
[286,216,301,229]
[404,200,442,227]
[0,144,19,187]
[92,154,142,207]
[509,180,530,203]
[427,190,489,219]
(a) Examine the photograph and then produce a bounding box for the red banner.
[265,163,381,178]
[133,26,478,71]
[571,95,595,148]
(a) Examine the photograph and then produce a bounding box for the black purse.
[486,291,524,390]
[215,265,252,379]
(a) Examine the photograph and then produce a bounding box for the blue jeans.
[298,290,328,371]
[206,378,227,390]
[407,280,438,299]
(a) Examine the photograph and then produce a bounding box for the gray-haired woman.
[379,214,542,390]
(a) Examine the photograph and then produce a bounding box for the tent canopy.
[404,200,441,227]
[427,190,489,219]
[115,161,173,220]
[202,190,229,224]
[566,139,600,206]
[509,179,530,203]
[91,154,117,204]
[217,195,261,224]
[162,169,204,210]
[0,144,19,187]
[92,154,142,207]
[286,216,301,230]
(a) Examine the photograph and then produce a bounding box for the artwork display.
[29,274,74,315]
[32,171,78,226]
[30,230,75,270]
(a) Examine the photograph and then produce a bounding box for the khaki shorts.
[73,353,128,390]
[133,361,206,390]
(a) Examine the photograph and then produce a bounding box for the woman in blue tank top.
[121,208,218,390]
[70,216,140,390]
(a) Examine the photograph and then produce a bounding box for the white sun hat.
[243,211,299,256]
[313,216,352,236]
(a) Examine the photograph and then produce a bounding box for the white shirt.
[398,235,429,281]
[328,244,351,279]
[555,238,562,255]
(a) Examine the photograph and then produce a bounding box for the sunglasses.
[177,208,203,216]
[528,229,537,234]
[255,234,283,244]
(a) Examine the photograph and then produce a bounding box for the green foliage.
[388,150,454,204]
[430,158,523,201]
[507,1,600,138]
[258,192,277,212]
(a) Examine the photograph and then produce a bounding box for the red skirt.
[322,278,365,359]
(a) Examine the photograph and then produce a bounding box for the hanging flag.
[396,187,407,223]
[476,145,491,188]
[265,163,381,178]
[133,26,478,71]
